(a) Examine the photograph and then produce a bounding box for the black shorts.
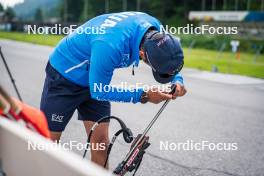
[40,62,110,132]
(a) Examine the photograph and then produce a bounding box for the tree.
[80,0,95,22]
[0,2,4,12]
[5,7,16,21]
[35,8,44,22]
[60,0,84,22]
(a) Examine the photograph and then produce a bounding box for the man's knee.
[91,132,109,145]
[84,121,109,144]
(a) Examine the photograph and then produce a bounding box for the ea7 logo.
[51,114,64,122]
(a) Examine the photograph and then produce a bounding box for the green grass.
[184,48,264,78]
[0,31,263,78]
[0,31,63,46]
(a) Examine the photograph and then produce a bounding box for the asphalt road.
[1,39,264,176]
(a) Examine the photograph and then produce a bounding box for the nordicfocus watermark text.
[27,140,106,151]
[26,23,238,35]
[26,24,106,35]
[93,82,172,93]
[161,24,238,35]
[160,140,238,151]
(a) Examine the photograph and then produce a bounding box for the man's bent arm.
[89,41,143,103]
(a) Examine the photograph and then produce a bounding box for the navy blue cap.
[143,31,184,84]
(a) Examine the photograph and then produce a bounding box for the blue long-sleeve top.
[49,12,184,103]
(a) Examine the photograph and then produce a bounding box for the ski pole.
[0,47,23,101]
[119,84,176,166]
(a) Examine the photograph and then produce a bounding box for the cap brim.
[152,69,174,84]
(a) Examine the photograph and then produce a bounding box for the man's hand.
[146,88,172,104]
[172,83,187,99]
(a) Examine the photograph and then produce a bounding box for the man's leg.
[83,121,109,168]
[76,87,111,167]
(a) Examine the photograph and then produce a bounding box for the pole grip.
[0,94,11,115]
[170,84,177,94]
[0,86,22,115]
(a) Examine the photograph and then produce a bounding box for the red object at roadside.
[0,98,50,139]
[236,51,240,60]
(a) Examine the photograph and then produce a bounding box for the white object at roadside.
[230,40,240,53]
[0,117,112,176]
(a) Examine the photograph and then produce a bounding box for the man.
[40,11,186,167]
